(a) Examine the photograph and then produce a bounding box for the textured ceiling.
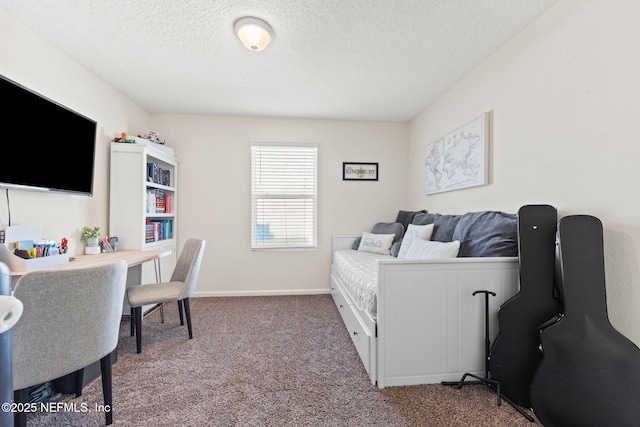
[0,0,558,122]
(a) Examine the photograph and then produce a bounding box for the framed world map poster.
[424,112,490,195]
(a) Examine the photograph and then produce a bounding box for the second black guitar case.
[530,215,640,426]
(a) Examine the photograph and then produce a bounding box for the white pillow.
[404,239,460,259]
[357,232,396,255]
[397,223,434,259]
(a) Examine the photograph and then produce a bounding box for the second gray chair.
[127,238,205,353]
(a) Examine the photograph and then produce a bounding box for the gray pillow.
[432,214,462,242]
[452,211,518,257]
[351,222,405,253]
[390,241,402,257]
[412,212,436,226]
[395,210,427,235]
[372,222,404,244]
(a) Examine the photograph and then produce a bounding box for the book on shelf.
[146,162,156,184]
[165,194,172,213]
[146,190,156,214]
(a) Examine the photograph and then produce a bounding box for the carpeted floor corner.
[25,295,538,426]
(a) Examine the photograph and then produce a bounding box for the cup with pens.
[99,236,118,252]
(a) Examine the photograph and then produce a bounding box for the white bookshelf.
[109,142,179,313]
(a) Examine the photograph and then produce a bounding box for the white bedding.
[332,249,391,320]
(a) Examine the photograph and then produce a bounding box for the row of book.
[145,219,172,243]
[147,162,171,186]
[146,189,173,214]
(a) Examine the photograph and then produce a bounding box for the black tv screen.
[0,74,97,196]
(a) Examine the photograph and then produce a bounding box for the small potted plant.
[81,226,101,247]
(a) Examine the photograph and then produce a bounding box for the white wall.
[0,9,151,253]
[149,114,408,295]
[408,0,640,345]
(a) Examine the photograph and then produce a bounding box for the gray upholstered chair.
[12,260,128,426]
[127,238,205,353]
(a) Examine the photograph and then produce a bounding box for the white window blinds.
[251,144,318,249]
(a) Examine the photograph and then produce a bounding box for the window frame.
[250,142,318,250]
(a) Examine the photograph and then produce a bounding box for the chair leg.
[130,307,135,336]
[75,368,84,397]
[100,352,114,425]
[183,298,193,339]
[178,300,184,326]
[134,306,142,353]
[13,388,28,427]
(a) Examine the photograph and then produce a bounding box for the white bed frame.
[331,236,520,389]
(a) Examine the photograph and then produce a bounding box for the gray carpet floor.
[26,295,538,426]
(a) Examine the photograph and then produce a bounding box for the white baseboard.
[193,288,331,298]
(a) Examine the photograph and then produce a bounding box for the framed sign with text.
[343,162,378,181]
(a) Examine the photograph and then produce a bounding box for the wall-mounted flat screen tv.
[0,74,97,196]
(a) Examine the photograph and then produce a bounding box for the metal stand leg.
[155,257,165,324]
[154,257,162,282]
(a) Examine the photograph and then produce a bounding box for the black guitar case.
[530,215,640,427]
[488,204,562,407]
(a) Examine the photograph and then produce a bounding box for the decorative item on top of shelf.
[81,226,101,255]
[113,131,175,155]
[113,130,165,144]
[115,132,134,143]
[140,130,165,144]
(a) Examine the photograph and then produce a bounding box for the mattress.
[332,249,392,320]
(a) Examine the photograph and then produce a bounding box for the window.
[251,143,318,250]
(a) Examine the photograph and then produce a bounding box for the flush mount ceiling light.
[234,17,273,52]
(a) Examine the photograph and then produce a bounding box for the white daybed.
[330,211,520,389]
